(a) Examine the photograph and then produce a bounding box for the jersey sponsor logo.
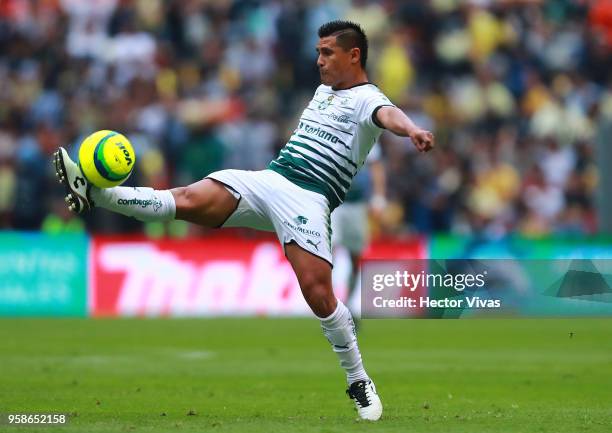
[298,121,341,144]
[321,112,351,124]
[118,198,162,211]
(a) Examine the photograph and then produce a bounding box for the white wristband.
[370,195,387,211]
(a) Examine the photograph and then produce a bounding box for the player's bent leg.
[91,179,237,227]
[54,146,238,228]
[171,179,239,227]
[284,242,382,421]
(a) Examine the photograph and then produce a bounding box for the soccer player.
[54,20,434,421]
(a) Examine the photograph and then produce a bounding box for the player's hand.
[369,194,387,221]
[409,129,434,153]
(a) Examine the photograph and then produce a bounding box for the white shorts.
[206,169,333,265]
[331,202,368,254]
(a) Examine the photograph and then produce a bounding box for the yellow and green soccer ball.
[78,130,136,188]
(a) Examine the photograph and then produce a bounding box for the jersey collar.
[331,81,375,91]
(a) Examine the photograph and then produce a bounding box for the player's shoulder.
[347,82,385,97]
[316,82,387,98]
[347,83,393,106]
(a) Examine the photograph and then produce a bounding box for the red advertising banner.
[90,235,425,317]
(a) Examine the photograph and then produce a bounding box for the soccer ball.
[78,130,136,188]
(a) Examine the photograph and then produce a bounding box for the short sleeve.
[356,89,395,131]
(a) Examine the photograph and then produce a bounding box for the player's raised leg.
[284,242,382,421]
[54,146,238,227]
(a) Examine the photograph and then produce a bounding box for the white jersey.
[268,82,393,210]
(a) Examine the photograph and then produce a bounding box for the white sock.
[91,186,176,222]
[319,300,370,384]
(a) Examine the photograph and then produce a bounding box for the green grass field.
[1,318,611,432]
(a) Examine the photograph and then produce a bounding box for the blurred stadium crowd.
[0,0,611,237]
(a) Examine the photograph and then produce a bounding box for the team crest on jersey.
[318,95,334,111]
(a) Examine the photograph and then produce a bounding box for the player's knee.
[173,184,209,214]
[300,272,335,317]
[172,179,239,227]
[173,185,191,210]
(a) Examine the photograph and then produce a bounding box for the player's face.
[316,36,355,86]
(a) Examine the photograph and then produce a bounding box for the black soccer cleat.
[53,147,94,213]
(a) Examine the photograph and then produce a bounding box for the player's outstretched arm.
[375,106,434,153]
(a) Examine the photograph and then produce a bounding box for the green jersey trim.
[279,149,348,195]
[268,161,342,209]
[294,133,358,169]
[287,140,354,180]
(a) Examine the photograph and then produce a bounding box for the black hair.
[317,20,368,68]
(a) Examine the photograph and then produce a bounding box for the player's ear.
[350,47,361,65]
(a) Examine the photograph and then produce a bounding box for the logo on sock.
[118,198,163,211]
[153,197,162,212]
